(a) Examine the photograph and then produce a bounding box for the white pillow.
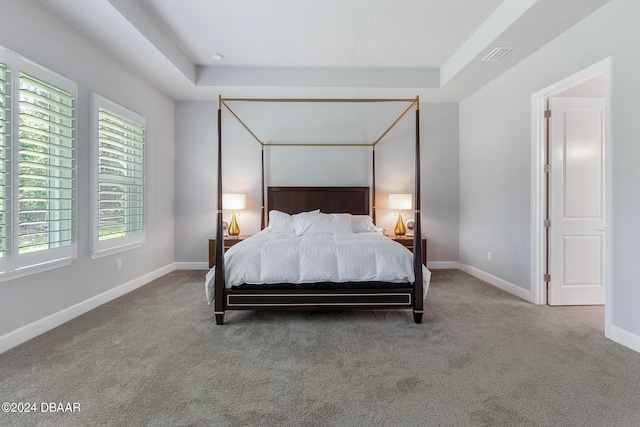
[267,209,320,234]
[329,213,355,233]
[294,212,353,235]
[351,215,379,233]
[267,210,294,234]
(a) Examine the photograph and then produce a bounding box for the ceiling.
[37,0,609,102]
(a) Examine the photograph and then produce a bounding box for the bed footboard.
[225,287,414,309]
[216,285,421,324]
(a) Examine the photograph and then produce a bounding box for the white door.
[548,97,605,305]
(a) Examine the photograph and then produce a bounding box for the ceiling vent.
[481,47,513,62]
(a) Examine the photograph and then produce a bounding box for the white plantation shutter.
[91,94,145,256]
[0,61,7,266]
[18,73,74,254]
[0,50,77,279]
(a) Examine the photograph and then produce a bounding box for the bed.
[209,97,428,325]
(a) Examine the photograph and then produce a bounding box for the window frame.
[0,47,78,281]
[0,48,10,275]
[90,93,146,259]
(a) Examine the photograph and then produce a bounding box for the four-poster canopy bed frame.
[214,96,424,325]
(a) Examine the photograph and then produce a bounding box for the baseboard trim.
[608,324,640,354]
[0,263,176,355]
[175,261,209,270]
[458,263,534,303]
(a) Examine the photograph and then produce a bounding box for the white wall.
[175,102,459,266]
[0,1,175,339]
[459,0,640,344]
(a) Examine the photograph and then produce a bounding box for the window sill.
[0,257,73,284]
[90,242,143,260]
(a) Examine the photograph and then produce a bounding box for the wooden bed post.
[261,145,266,230]
[413,96,424,324]
[372,146,376,224]
[214,96,226,325]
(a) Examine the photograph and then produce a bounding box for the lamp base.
[394,213,406,236]
[228,212,240,236]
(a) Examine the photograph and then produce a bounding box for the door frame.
[530,57,612,335]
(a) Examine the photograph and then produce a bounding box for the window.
[0,60,7,270]
[91,94,145,257]
[0,47,77,279]
[19,73,74,255]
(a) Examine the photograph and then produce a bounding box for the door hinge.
[544,273,551,282]
[544,164,551,173]
[544,219,551,228]
[544,109,551,118]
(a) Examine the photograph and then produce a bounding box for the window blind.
[18,72,74,254]
[97,107,144,241]
[0,63,7,260]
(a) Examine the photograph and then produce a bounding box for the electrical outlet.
[486,252,492,261]
[117,259,122,270]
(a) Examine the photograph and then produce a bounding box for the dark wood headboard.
[267,186,369,216]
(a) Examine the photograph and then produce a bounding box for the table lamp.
[388,193,412,236]
[222,193,246,236]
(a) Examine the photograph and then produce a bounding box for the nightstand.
[387,234,427,266]
[208,235,250,268]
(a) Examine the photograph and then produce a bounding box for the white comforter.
[205,231,430,304]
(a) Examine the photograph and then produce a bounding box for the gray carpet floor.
[1,270,639,427]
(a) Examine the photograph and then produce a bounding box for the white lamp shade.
[222,193,246,210]
[388,193,412,210]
